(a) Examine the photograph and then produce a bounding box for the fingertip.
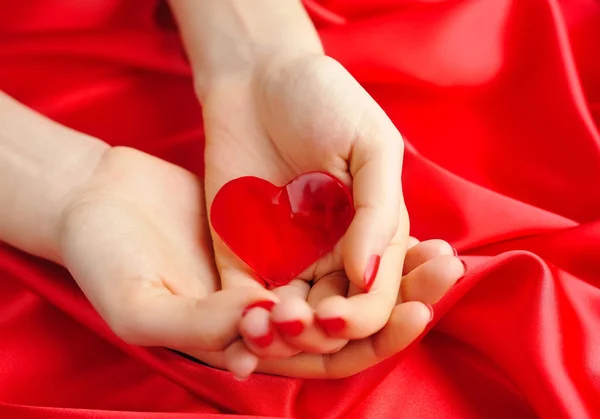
[224,340,259,379]
[271,298,312,338]
[399,255,465,305]
[364,253,381,292]
[395,301,432,330]
[314,295,349,336]
[411,301,433,325]
[342,207,406,293]
[271,297,312,323]
[242,299,277,317]
[342,217,386,291]
[240,307,273,348]
[425,303,434,324]
[373,301,432,359]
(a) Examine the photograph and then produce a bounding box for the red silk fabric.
[1,1,599,418]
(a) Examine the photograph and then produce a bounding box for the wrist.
[168,0,323,101]
[195,45,323,100]
[196,48,324,104]
[45,136,110,264]
[0,92,110,263]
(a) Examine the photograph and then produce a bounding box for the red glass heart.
[210,172,355,287]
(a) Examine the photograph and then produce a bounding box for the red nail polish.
[316,316,346,334]
[456,260,468,284]
[249,330,274,348]
[364,254,381,291]
[242,300,275,317]
[426,304,434,323]
[274,320,304,337]
[452,247,458,257]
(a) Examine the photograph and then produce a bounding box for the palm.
[203,56,373,282]
[58,147,218,326]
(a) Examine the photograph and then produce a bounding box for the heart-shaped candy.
[210,172,354,286]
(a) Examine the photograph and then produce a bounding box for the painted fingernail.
[452,247,459,256]
[249,330,274,348]
[274,320,304,337]
[242,300,276,317]
[456,260,468,284]
[426,304,434,323]
[316,316,346,334]
[364,254,381,291]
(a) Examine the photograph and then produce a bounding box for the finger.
[343,236,430,298]
[185,341,259,380]
[399,255,465,304]
[315,223,405,339]
[306,270,349,307]
[223,340,259,380]
[403,239,454,275]
[240,305,300,359]
[270,280,313,339]
[212,240,267,290]
[342,119,406,292]
[273,272,348,353]
[407,236,420,249]
[257,301,432,379]
[240,280,308,358]
[104,286,278,351]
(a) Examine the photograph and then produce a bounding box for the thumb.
[210,237,269,290]
[106,286,278,351]
[205,172,273,291]
[342,122,407,291]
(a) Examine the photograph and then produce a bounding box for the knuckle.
[374,291,398,315]
[321,354,340,379]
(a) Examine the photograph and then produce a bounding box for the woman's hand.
[201,52,409,356]
[55,146,280,376]
[168,0,414,359]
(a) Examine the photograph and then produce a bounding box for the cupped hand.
[195,236,465,379]
[55,146,278,377]
[202,53,409,353]
[55,145,465,381]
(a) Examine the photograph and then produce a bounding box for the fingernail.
[233,374,249,382]
[364,254,381,291]
[426,304,434,323]
[452,247,458,257]
[274,320,304,337]
[456,260,468,284]
[316,316,346,334]
[249,330,274,348]
[243,300,276,317]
